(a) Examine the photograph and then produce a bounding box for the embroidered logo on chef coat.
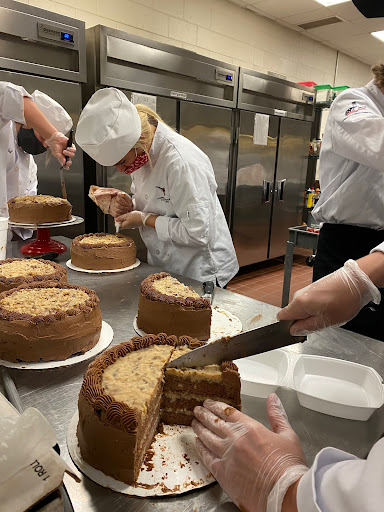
[344,101,372,120]
[155,186,170,203]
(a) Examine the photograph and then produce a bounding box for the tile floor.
[227,248,314,308]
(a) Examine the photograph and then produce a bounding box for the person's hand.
[44,131,76,169]
[115,210,147,229]
[108,192,133,217]
[192,395,308,512]
[277,259,381,335]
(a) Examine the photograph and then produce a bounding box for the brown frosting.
[0,282,101,362]
[140,273,210,309]
[8,195,72,224]
[71,233,136,270]
[0,258,67,293]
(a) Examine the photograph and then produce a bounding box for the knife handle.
[60,129,73,169]
[203,281,215,295]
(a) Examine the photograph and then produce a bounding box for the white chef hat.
[75,88,141,166]
[32,90,73,135]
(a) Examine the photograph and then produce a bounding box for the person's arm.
[22,97,56,140]
[330,89,384,171]
[277,252,383,335]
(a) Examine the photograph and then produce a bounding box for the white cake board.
[133,306,242,343]
[8,215,84,229]
[67,412,214,497]
[66,259,140,274]
[0,321,113,370]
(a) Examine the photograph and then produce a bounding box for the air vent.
[299,16,343,30]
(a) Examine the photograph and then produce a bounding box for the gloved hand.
[277,259,381,336]
[108,191,133,217]
[192,394,308,512]
[45,131,76,169]
[115,210,152,229]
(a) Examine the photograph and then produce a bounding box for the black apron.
[313,223,384,341]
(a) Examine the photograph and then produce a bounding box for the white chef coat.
[372,241,384,254]
[131,121,239,286]
[297,437,384,512]
[313,79,384,230]
[0,82,37,239]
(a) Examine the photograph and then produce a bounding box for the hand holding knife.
[59,129,73,200]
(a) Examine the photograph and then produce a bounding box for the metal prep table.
[3,237,384,512]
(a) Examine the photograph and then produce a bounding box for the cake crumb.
[224,406,236,416]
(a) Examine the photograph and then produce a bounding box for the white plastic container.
[292,355,384,421]
[237,351,384,421]
[235,349,289,398]
[0,217,8,260]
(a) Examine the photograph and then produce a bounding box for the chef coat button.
[145,194,148,199]
[156,250,160,255]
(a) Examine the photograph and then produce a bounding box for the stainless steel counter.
[4,238,384,511]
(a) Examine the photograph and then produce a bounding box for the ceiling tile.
[281,7,330,25]
[305,20,363,41]
[327,2,364,21]
[246,0,321,20]
[349,17,384,34]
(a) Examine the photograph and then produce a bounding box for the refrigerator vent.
[298,16,343,30]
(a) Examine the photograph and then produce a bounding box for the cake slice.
[8,195,72,224]
[0,258,67,293]
[77,334,241,485]
[137,273,212,340]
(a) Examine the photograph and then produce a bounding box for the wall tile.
[154,0,184,19]
[169,18,197,45]
[76,10,110,28]
[184,0,211,30]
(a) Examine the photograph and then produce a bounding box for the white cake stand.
[8,216,84,256]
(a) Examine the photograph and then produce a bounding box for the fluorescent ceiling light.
[371,30,384,43]
[314,0,351,6]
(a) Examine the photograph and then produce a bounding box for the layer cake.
[0,281,102,362]
[137,273,211,340]
[71,233,136,270]
[77,334,241,485]
[0,258,67,293]
[8,195,72,224]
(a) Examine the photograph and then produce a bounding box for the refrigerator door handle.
[277,179,287,201]
[262,180,272,203]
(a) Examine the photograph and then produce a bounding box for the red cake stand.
[8,216,84,257]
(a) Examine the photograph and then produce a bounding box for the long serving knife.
[167,320,306,369]
[59,129,73,200]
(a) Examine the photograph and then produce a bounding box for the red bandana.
[123,152,149,174]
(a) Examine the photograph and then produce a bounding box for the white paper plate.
[67,412,214,497]
[0,321,113,370]
[66,258,141,274]
[133,306,242,343]
[8,215,84,229]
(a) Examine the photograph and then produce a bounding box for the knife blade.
[166,320,305,368]
[59,130,73,200]
[202,281,215,304]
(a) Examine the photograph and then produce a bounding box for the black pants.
[313,223,384,341]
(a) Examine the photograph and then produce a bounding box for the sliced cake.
[8,195,72,224]
[71,233,136,270]
[0,282,102,362]
[0,258,67,293]
[137,273,211,340]
[77,334,241,485]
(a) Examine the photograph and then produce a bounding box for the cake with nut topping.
[0,258,67,293]
[137,273,212,340]
[77,334,241,485]
[71,233,136,270]
[8,195,72,224]
[0,282,102,362]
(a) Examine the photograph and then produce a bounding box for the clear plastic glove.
[192,394,308,512]
[277,259,381,336]
[45,131,76,169]
[115,210,151,229]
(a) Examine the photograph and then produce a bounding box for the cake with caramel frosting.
[8,195,72,224]
[77,334,241,485]
[71,233,136,270]
[137,273,211,340]
[0,258,67,293]
[0,282,102,362]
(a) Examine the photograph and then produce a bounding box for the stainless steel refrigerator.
[232,69,315,266]
[83,25,238,258]
[0,0,86,237]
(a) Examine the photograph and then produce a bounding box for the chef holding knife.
[75,88,239,286]
[193,247,384,512]
[0,82,75,239]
